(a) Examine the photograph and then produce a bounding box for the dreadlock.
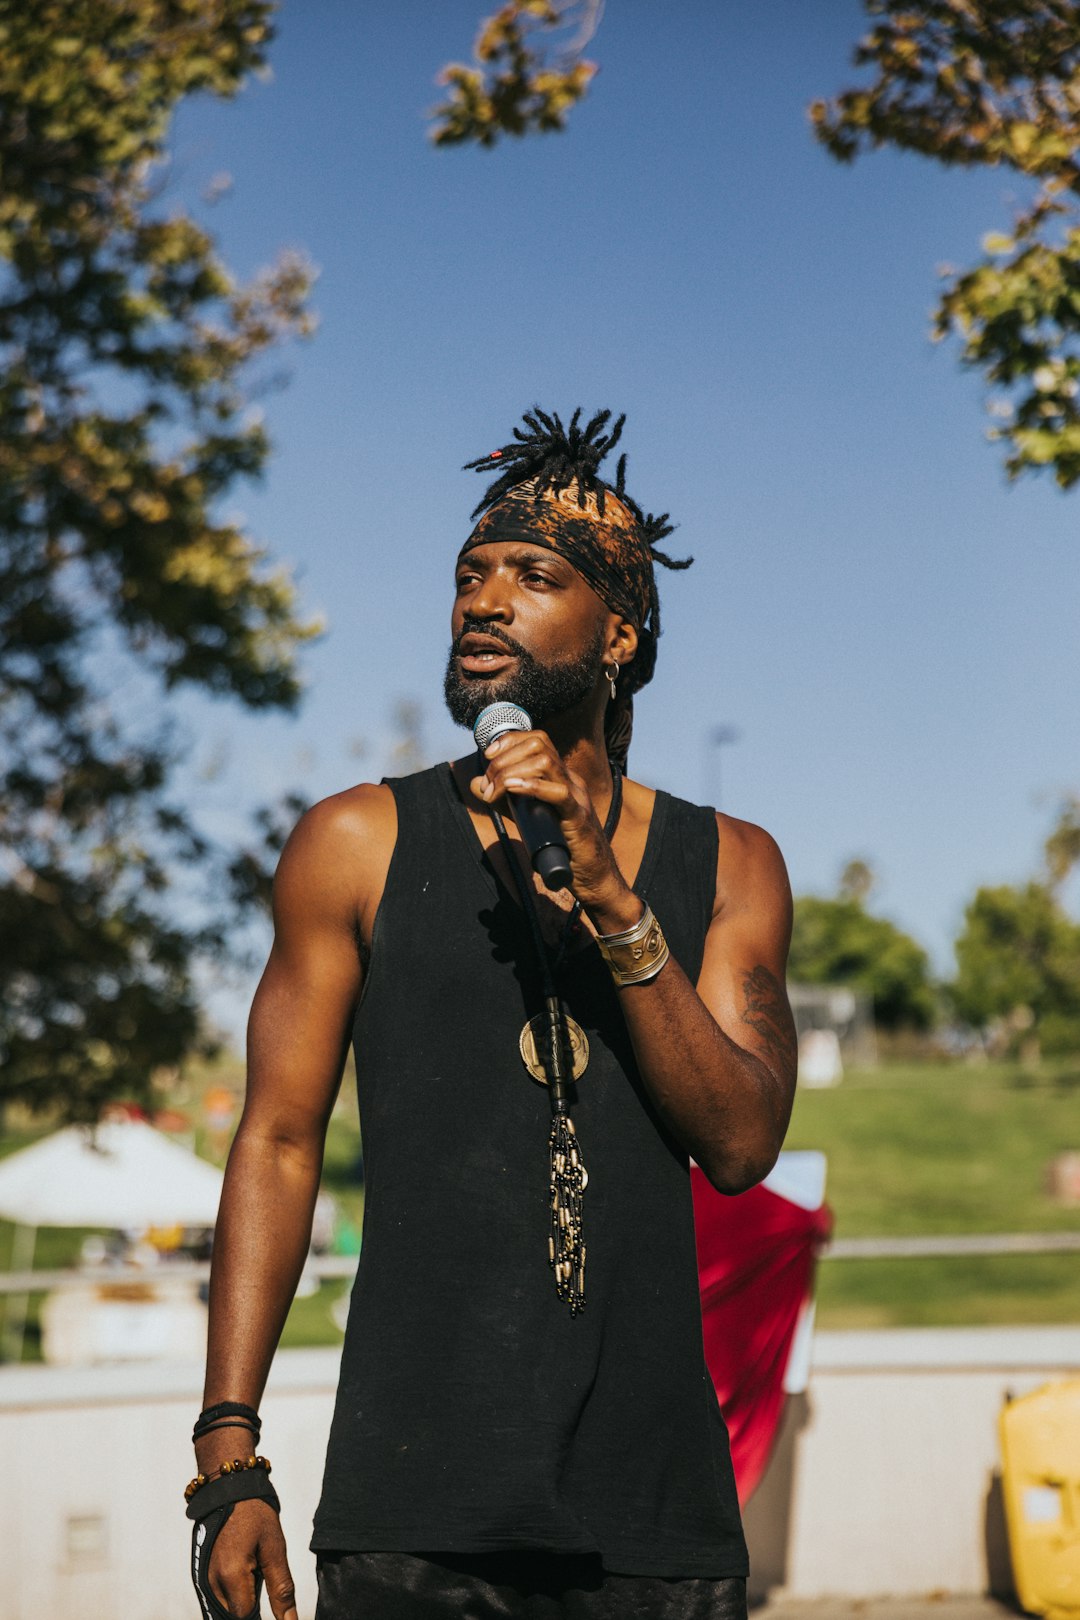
[465,408,627,519]
[462,407,692,767]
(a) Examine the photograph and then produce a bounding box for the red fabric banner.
[692,1167,832,1504]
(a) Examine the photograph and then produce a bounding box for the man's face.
[444,541,609,731]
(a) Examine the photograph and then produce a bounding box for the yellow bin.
[1001,1379,1080,1619]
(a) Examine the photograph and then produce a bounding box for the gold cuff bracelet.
[595,903,670,987]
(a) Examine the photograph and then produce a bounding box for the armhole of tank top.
[704,804,721,919]
[351,775,403,1026]
[678,802,720,990]
[631,787,669,899]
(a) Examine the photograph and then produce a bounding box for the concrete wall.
[0,1350,337,1620]
[1,1327,1077,1620]
[744,1327,1080,1603]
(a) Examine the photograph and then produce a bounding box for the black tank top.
[310,764,747,1579]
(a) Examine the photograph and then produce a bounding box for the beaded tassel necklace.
[489,762,624,1314]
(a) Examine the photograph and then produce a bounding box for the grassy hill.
[2,1059,1078,1357]
[785,1060,1080,1328]
[291,1057,1080,1338]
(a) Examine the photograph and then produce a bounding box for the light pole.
[704,724,740,809]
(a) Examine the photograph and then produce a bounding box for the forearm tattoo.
[741,965,797,1074]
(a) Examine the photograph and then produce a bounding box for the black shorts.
[314,1549,748,1620]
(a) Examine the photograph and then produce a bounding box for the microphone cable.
[487,761,623,1314]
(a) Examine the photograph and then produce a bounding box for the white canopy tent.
[0,1119,224,1229]
[0,1119,225,1362]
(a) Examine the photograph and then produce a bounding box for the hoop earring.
[606,662,619,703]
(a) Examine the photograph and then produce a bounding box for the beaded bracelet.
[185,1453,272,1503]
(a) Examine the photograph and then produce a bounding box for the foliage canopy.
[435,1,1080,491]
[951,798,1080,1054]
[431,0,597,148]
[789,889,936,1030]
[813,0,1080,488]
[0,0,316,1120]
[952,881,1080,1053]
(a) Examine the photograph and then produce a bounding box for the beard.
[443,619,607,732]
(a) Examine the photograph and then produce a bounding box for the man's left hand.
[469,729,640,930]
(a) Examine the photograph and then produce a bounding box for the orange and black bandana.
[458,478,656,641]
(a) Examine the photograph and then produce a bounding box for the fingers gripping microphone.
[473,702,574,891]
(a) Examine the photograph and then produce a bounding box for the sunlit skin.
[194,538,797,1620]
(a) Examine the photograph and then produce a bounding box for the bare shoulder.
[274,782,397,940]
[280,781,396,866]
[713,811,792,926]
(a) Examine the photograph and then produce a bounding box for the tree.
[812,1,1080,489]
[951,803,1080,1056]
[951,881,1080,1054]
[1044,792,1080,893]
[436,3,1080,491]
[431,0,599,147]
[0,0,317,1121]
[789,875,936,1030]
[838,856,876,905]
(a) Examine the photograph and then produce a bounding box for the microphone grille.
[473,701,532,752]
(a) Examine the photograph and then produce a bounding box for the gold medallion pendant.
[519,1014,590,1085]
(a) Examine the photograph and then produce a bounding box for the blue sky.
[164,2,1079,1033]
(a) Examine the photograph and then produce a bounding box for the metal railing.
[2,1233,1079,1294]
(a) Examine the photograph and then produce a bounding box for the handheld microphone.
[473,702,573,891]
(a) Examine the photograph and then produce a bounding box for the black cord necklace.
[488,760,623,1314]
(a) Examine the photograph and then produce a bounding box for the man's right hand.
[193,1427,298,1620]
[206,1498,298,1620]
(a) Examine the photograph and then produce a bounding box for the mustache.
[451,619,532,660]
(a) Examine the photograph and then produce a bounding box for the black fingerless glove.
[188,1471,281,1620]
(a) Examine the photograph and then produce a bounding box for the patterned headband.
[458,477,655,635]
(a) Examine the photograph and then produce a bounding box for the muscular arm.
[194,785,394,1619]
[476,734,797,1195]
[602,816,796,1194]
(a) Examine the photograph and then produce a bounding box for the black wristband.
[186,1466,280,1522]
[194,1418,261,1444]
[193,1401,261,1443]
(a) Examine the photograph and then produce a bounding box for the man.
[189,408,797,1620]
